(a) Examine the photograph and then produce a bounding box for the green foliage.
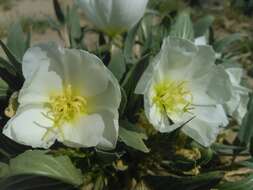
[119,122,149,153]
[7,150,83,186]
[0,1,252,190]
[0,174,78,190]
[148,0,186,14]
[217,174,253,190]
[170,11,194,41]
[123,22,140,63]
[53,0,65,24]
[194,15,214,37]
[6,22,30,63]
[67,5,83,49]
[108,48,126,81]
[0,78,8,98]
[0,163,10,178]
[213,33,243,53]
[239,95,253,145]
[144,171,223,190]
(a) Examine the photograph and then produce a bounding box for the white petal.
[234,93,249,124]
[190,77,217,105]
[108,0,148,31]
[20,44,63,106]
[62,49,110,97]
[96,109,119,149]
[3,105,55,148]
[226,67,244,85]
[194,36,207,46]
[19,68,63,106]
[189,45,216,79]
[27,43,114,98]
[76,0,148,35]
[182,118,220,147]
[59,114,105,148]
[191,66,232,105]
[206,66,232,103]
[193,105,228,126]
[158,37,197,81]
[135,55,159,94]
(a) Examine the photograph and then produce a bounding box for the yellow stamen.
[152,80,193,115]
[48,85,88,128]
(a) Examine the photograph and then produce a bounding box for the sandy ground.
[0,0,99,58]
[0,0,74,51]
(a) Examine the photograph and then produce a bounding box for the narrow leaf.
[124,22,140,62]
[213,33,243,53]
[0,78,8,98]
[0,40,22,74]
[53,0,65,24]
[217,174,253,190]
[239,94,253,145]
[145,171,223,190]
[170,11,194,41]
[6,22,27,63]
[194,15,215,37]
[0,163,10,178]
[108,47,126,81]
[67,5,82,48]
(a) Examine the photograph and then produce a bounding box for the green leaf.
[0,174,78,190]
[239,94,253,145]
[213,33,243,53]
[122,55,149,98]
[240,158,253,168]
[9,150,83,186]
[119,125,149,153]
[144,171,223,190]
[121,55,150,117]
[119,87,127,116]
[217,174,253,190]
[170,11,194,41]
[0,163,10,178]
[0,133,29,162]
[0,78,8,98]
[67,5,82,48]
[108,47,126,81]
[0,40,22,75]
[53,0,65,24]
[123,22,140,62]
[0,57,16,76]
[194,15,214,37]
[6,22,28,63]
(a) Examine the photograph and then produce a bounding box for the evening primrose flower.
[194,36,250,124]
[136,37,232,147]
[223,67,250,124]
[3,43,121,149]
[76,0,148,36]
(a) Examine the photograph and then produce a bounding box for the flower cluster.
[1,0,250,152]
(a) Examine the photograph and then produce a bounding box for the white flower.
[223,67,250,124]
[3,43,121,149]
[76,0,148,36]
[136,37,232,147]
[194,36,250,124]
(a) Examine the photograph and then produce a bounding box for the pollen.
[152,80,193,115]
[48,85,88,128]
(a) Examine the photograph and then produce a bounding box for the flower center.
[48,85,88,128]
[152,80,193,115]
